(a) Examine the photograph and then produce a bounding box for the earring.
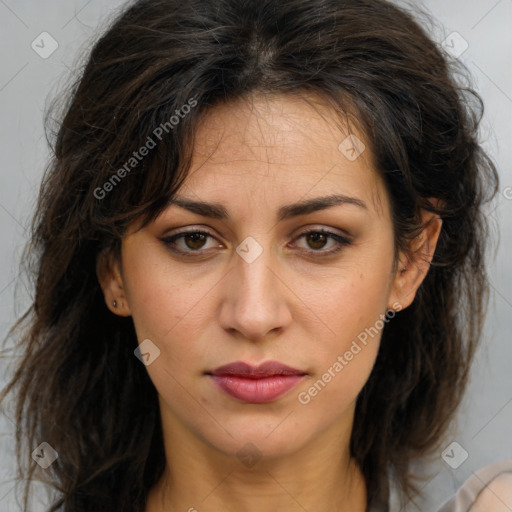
[113,300,118,308]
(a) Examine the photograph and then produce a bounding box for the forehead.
[181,92,388,217]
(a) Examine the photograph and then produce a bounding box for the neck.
[145,408,367,512]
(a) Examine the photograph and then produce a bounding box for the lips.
[209,360,306,378]
[206,361,307,403]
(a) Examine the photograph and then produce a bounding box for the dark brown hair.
[0,0,499,510]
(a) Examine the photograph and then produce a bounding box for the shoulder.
[469,471,512,512]
[437,459,512,512]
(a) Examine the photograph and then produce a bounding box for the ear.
[388,201,443,312]
[96,247,132,317]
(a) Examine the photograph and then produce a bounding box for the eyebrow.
[168,194,368,222]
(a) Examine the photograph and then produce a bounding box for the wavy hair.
[0,0,499,510]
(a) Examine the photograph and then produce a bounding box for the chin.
[198,418,311,462]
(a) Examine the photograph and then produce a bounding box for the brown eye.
[183,232,208,250]
[305,232,329,250]
[160,230,221,256]
[160,228,352,258]
[293,229,352,256]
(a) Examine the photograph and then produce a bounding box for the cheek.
[305,261,392,351]
[296,264,392,409]
[122,257,216,391]
[296,303,382,417]
[124,265,208,411]
[123,251,204,340]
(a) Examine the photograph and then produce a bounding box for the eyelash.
[159,228,352,258]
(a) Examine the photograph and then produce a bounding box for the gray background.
[0,0,511,510]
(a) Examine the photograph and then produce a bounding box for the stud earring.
[113,300,118,308]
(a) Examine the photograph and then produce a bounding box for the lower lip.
[209,374,305,403]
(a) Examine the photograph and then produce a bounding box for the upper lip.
[207,361,307,378]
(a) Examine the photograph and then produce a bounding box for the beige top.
[369,459,512,512]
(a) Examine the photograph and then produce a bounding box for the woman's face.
[100,93,433,462]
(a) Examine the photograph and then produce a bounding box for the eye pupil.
[307,232,327,249]
[185,233,207,249]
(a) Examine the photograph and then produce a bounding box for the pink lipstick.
[206,361,306,403]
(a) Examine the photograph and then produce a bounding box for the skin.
[97,92,442,512]
[470,474,512,511]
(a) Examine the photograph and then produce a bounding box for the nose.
[218,240,293,342]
